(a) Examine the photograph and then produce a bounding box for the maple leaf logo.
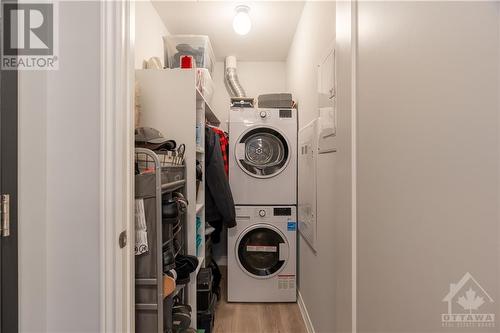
[457,288,485,314]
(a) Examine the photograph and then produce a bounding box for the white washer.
[229,108,297,205]
[228,205,297,302]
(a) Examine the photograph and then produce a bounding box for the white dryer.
[227,205,297,302]
[229,108,297,205]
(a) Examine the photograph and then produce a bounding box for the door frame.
[0,0,19,329]
[99,0,135,332]
[335,1,358,332]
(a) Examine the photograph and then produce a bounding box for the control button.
[258,210,266,217]
[259,111,267,118]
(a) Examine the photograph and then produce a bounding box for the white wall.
[356,2,500,332]
[19,2,102,332]
[212,61,287,131]
[135,0,169,69]
[286,2,340,333]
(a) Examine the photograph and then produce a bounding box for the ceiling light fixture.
[233,5,251,36]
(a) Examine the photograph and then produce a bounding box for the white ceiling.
[152,1,305,62]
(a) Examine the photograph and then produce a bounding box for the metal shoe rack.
[135,148,187,333]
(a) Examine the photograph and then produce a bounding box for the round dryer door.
[235,127,290,178]
[236,224,289,279]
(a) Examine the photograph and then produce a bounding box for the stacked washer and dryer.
[227,107,297,302]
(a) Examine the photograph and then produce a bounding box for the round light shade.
[233,5,251,35]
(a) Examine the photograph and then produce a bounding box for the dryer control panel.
[229,108,297,123]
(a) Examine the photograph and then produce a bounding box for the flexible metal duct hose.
[224,56,246,98]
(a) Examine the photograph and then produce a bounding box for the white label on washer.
[246,245,277,253]
[278,275,296,290]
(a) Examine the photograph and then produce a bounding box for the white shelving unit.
[136,68,220,329]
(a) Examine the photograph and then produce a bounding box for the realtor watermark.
[442,272,496,328]
[1,1,58,70]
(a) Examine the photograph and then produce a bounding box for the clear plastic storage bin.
[196,68,214,104]
[165,35,215,75]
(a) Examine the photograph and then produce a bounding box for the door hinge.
[118,230,127,248]
[329,87,335,99]
[1,194,10,237]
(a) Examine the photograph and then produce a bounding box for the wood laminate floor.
[213,267,307,333]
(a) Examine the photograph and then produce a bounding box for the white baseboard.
[215,255,227,266]
[298,290,315,333]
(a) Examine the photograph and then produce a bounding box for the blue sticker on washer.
[287,221,297,231]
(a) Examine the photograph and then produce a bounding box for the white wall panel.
[45,2,101,331]
[356,3,500,332]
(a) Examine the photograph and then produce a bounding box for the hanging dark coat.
[205,127,236,243]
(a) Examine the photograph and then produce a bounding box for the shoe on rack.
[163,249,175,272]
[172,304,192,316]
[174,254,199,285]
[172,311,191,333]
[162,199,179,224]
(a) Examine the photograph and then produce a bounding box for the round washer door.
[235,127,290,178]
[236,224,290,279]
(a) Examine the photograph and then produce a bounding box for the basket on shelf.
[136,150,186,184]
